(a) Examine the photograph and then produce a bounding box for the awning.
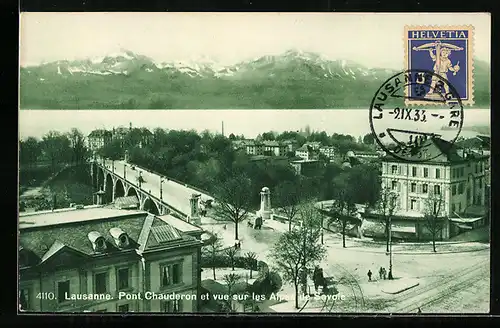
[449,216,484,224]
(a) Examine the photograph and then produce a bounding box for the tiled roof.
[263,140,283,147]
[19,209,201,269]
[158,214,203,234]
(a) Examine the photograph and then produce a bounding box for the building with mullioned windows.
[18,206,203,313]
[362,138,489,241]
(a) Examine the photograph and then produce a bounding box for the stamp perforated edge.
[403,25,475,106]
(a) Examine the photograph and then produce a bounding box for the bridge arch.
[97,168,105,191]
[143,197,160,215]
[127,187,139,199]
[114,179,125,199]
[105,174,113,203]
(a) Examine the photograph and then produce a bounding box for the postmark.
[369,69,464,163]
[404,25,474,106]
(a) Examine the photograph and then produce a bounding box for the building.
[19,206,203,313]
[87,130,113,152]
[282,140,299,153]
[319,146,336,160]
[290,159,322,176]
[362,138,489,241]
[295,144,318,161]
[347,150,381,160]
[263,141,288,157]
[246,141,265,156]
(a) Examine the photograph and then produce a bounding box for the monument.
[258,187,272,221]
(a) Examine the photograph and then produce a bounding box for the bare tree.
[244,251,258,279]
[274,181,302,231]
[202,232,224,280]
[225,247,238,271]
[376,186,399,253]
[423,190,445,253]
[213,175,252,240]
[328,174,359,248]
[270,224,326,309]
[223,273,241,312]
[66,128,87,165]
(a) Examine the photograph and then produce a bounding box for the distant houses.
[87,123,153,152]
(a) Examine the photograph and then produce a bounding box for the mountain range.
[19,49,491,109]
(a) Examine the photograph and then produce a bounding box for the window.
[412,167,417,177]
[118,304,129,312]
[94,272,108,294]
[411,183,416,193]
[458,182,464,194]
[161,263,182,287]
[460,167,465,177]
[410,199,417,210]
[452,185,457,195]
[391,181,397,190]
[423,168,429,178]
[391,165,398,174]
[435,168,441,179]
[19,288,30,311]
[57,280,70,303]
[161,300,182,313]
[434,185,441,195]
[117,268,130,290]
[422,184,428,193]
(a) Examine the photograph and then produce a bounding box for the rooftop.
[19,207,201,269]
[291,159,320,164]
[19,206,145,230]
[158,214,203,234]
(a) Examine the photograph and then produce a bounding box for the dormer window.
[88,231,107,252]
[109,227,129,248]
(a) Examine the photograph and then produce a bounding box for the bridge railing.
[99,163,189,220]
[97,156,213,199]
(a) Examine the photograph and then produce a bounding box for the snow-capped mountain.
[19,49,490,109]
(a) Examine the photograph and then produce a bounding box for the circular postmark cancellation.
[369,69,464,163]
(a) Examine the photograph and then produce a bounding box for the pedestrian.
[382,268,387,280]
[417,307,422,314]
[237,241,241,249]
[379,267,383,280]
[223,224,227,230]
[367,270,372,281]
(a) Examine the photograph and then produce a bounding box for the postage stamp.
[369,69,464,162]
[404,25,475,106]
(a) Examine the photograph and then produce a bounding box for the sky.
[20,12,491,69]
[18,109,490,141]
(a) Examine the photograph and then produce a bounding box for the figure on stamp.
[412,41,463,97]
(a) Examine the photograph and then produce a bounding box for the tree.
[213,174,252,240]
[203,232,224,280]
[274,181,302,231]
[376,187,399,253]
[228,133,236,140]
[363,133,375,145]
[329,174,359,248]
[19,137,41,168]
[245,251,258,279]
[423,190,445,253]
[223,273,241,312]
[261,132,275,141]
[41,131,71,172]
[66,128,87,165]
[347,163,381,207]
[225,247,238,271]
[270,226,326,309]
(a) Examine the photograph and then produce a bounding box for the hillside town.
[18,122,491,314]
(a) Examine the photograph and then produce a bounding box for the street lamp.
[388,216,394,280]
[160,177,166,200]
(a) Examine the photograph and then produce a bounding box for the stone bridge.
[90,157,214,223]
